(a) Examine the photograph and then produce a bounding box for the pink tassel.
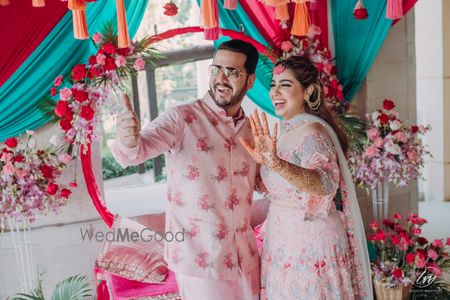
[224,0,237,10]
[386,0,403,19]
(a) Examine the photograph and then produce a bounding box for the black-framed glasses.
[208,64,249,82]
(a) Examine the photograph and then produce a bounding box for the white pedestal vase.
[371,180,390,222]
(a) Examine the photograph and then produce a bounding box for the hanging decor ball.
[163,1,178,16]
[353,0,368,20]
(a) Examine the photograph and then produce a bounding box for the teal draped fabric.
[0,0,148,141]
[198,0,276,116]
[331,0,392,102]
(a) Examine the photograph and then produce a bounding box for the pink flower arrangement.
[370,213,450,288]
[348,99,431,190]
[280,26,347,114]
[48,26,160,154]
[0,132,72,223]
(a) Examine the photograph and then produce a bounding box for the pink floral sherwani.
[112,92,260,284]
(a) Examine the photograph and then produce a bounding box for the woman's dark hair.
[216,39,259,74]
[274,56,349,155]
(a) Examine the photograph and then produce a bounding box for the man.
[112,39,260,300]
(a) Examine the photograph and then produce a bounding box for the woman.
[240,56,373,299]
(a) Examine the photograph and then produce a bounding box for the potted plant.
[369,213,450,299]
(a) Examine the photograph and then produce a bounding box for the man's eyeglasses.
[208,64,249,82]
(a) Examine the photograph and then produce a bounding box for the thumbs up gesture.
[117,94,141,148]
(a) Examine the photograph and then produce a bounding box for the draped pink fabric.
[392,0,419,26]
[238,0,329,49]
[0,1,67,86]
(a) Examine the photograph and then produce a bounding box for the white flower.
[389,120,402,131]
[384,140,401,155]
[49,135,59,146]
[26,130,34,136]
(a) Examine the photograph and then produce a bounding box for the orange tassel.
[72,9,89,40]
[386,0,403,19]
[224,0,237,10]
[201,0,218,29]
[275,4,289,21]
[0,0,10,6]
[68,0,86,10]
[264,0,289,5]
[291,3,310,36]
[116,0,130,48]
[32,0,45,7]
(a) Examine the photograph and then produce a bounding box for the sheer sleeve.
[296,131,340,218]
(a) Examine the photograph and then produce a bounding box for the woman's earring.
[304,87,321,111]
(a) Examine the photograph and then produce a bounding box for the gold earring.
[304,92,321,111]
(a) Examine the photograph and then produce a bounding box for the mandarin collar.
[202,91,245,121]
[282,113,311,132]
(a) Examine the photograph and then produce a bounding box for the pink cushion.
[95,216,168,283]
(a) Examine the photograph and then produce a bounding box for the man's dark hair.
[216,40,259,74]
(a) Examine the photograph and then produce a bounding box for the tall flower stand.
[371,180,390,222]
[2,217,36,293]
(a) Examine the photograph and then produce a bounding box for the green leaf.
[51,274,92,300]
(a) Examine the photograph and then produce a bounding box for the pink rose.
[281,41,293,52]
[92,32,103,44]
[374,137,383,148]
[367,128,379,141]
[407,149,418,162]
[432,239,444,248]
[59,88,72,101]
[364,145,378,158]
[133,57,145,71]
[3,162,14,175]
[427,249,438,260]
[96,53,106,66]
[115,55,127,68]
[394,131,408,143]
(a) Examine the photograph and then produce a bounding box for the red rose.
[4,137,18,148]
[88,66,101,79]
[55,101,69,117]
[411,227,422,235]
[50,87,57,96]
[376,230,385,241]
[103,57,116,71]
[88,55,97,65]
[72,64,87,82]
[36,150,45,156]
[417,237,428,245]
[80,105,95,121]
[47,182,59,195]
[391,235,400,245]
[88,66,102,79]
[353,8,368,19]
[406,253,416,264]
[102,42,116,55]
[378,113,389,124]
[163,2,178,16]
[392,268,403,279]
[315,63,324,72]
[411,125,419,133]
[116,48,130,57]
[383,99,396,110]
[12,154,25,163]
[74,90,89,102]
[60,188,72,198]
[393,213,402,220]
[40,164,54,179]
[65,110,74,122]
[60,118,72,132]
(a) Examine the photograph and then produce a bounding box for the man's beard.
[210,79,248,110]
